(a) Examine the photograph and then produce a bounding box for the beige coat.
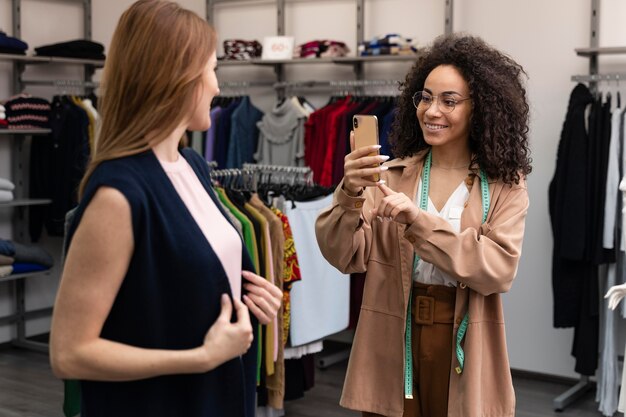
[315,152,529,417]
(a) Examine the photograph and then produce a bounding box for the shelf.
[0,199,52,208]
[333,55,418,64]
[575,47,626,57]
[571,73,626,83]
[0,269,51,284]
[219,57,335,66]
[0,53,104,67]
[257,57,336,65]
[217,55,418,66]
[0,128,51,135]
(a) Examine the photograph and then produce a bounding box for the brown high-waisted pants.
[363,282,456,417]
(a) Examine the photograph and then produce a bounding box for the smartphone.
[353,114,380,182]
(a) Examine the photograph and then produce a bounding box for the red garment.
[332,100,380,185]
[304,98,347,184]
[319,98,352,186]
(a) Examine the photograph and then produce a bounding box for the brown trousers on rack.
[363,282,455,417]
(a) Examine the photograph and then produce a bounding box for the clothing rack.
[243,163,313,190]
[273,79,400,90]
[21,79,99,87]
[571,73,626,83]
[556,0,625,411]
[211,163,313,191]
[220,81,275,89]
[274,79,400,98]
[21,78,99,93]
[243,162,353,370]
[242,162,311,174]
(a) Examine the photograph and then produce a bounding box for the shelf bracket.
[12,0,21,39]
[206,0,214,26]
[589,0,600,93]
[354,0,364,81]
[445,0,454,35]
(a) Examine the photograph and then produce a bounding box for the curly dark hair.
[390,33,532,184]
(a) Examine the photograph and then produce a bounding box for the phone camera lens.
[353,118,359,128]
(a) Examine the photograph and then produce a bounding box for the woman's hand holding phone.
[342,130,390,196]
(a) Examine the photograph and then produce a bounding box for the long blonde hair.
[79,0,216,198]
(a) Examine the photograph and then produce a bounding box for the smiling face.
[417,64,472,152]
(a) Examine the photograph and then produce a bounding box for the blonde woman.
[49,2,282,416]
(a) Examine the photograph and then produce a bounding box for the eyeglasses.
[412,91,471,114]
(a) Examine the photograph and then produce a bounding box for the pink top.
[158,154,243,300]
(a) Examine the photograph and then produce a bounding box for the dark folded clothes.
[11,262,49,274]
[0,46,26,55]
[4,95,51,129]
[0,31,28,53]
[0,239,15,256]
[35,39,105,60]
[13,242,54,267]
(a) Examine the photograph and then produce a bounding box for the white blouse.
[412,179,469,286]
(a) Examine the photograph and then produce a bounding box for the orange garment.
[272,207,301,346]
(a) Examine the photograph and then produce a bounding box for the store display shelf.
[0,128,51,135]
[0,270,51,284]
[218,55,418,67]
[0,53,104,67]
[333,54,418,64]
[575,46,626,57]
[0,199,52,208]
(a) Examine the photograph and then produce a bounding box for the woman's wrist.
[193,345,217,373]
[342,184,363,197]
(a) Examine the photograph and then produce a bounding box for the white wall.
[1,0,625,382]
[455,0,592,379]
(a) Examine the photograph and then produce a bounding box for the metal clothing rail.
[273,79,400,90]
[571,73,626,83]
[242,162,311,174]
[219,81,275,89]
[21,79,99,88]
[211,163,313,191]
[556,0,624,411]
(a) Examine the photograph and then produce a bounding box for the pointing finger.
[377,182,396,196]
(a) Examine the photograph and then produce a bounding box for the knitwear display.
[4,94,51,129]
[222,39,262,60]
[293,40,349,59]
[358,33,417,56]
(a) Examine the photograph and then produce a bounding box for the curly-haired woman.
[316,34,531,417]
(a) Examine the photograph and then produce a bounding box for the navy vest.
[66,148,256,417]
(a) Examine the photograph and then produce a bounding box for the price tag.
[262,36,295,60]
